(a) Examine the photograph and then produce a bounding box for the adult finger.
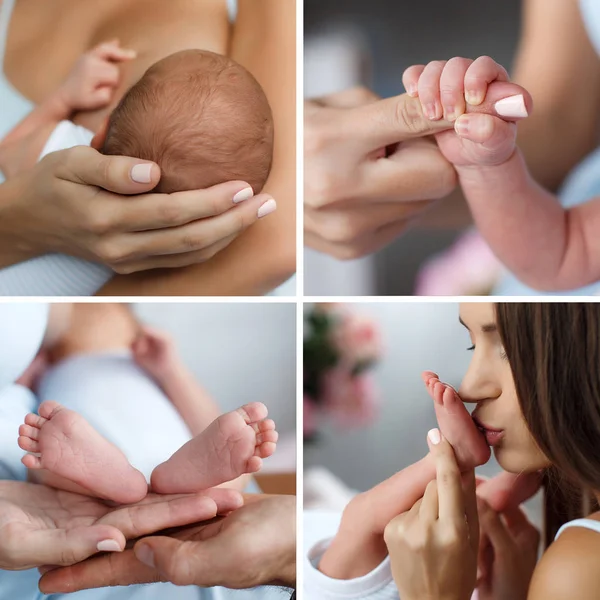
[98,493,241,539]
[39,548,162,593]
[52,146,161,195]
[419,480,439,521]
[427,428,465,521]
[462,470,480,554]
[114,194,275,260]
[114,181,257,232]
[361,138,457,201]
[133,537,221,587]
[477,498,512,551]
[109,234,237,275]
[341,93,457,149]
[463,81,533,121]
[316,86,381,108]
[8,524,126,569]
[502,504,540,547]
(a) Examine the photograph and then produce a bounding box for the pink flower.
[331,311,382,367]
[321,367,379,429]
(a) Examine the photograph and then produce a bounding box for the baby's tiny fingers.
[464,56,509,106]
[418,60,447,120]
[439,57,472,121]
[95,41,137,62]
[402,65,425,97]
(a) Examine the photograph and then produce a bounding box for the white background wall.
[133,303,296,437]
[305,302,504,490]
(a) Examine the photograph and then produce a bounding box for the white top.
[304,511,600,600]
[0,121,115,296]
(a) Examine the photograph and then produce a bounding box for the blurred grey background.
[133,303,296,469]
[304,0,522,295]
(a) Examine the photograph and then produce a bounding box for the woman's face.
[458,303,550,473]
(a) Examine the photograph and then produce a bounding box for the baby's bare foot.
[18,400,148,504]
[422,371,491,469]
[151,402,278,494]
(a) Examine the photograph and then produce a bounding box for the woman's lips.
[472,415,505,447]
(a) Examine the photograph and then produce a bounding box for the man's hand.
[40,494,296,593]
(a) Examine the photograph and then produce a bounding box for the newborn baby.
[100,49,274,195]
[0,43,274,296]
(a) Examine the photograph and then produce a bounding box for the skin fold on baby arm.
[404,55,600,292]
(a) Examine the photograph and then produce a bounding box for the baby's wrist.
[45,88,74,120]
[455,147,520,183]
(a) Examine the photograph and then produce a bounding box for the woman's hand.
[384,429,478,600]
[304,87,458,260]
[476,499,539,600]
[40,494,296,593]
[0,145,274,273]
[0,480,241,571]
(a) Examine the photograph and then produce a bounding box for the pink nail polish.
[97,540,121,552]
[428,428,441,445]
[257,198,277,219]
[131,164,153,183]
[233,187,254,203]
[494,94,528,119]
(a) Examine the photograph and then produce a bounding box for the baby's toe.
[257,430,279,445]
[19,424,39,439]
[238,402,268,424]
[246,456,263,473]
[21,454,42,469]
[18,436,40,453]
[38,400,62,419]
[256,441,277,459]
[24,413,47,429]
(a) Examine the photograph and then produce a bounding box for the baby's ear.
[91,117,110,151]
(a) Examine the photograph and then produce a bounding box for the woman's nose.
[459,359,501,405]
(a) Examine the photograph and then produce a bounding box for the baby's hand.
[402,56,533,168]
[132,325,180,381]
[57,39,137,112]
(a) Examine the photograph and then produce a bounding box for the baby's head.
[101,50,273,194]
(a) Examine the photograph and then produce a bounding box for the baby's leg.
[151,402,277,494]
[18,400,148,504]
[422,370,491,468]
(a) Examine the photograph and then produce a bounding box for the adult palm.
[0,481,241,571]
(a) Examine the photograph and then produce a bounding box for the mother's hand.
[384,429,478,600]
[304,87,457,259]
[0,480,241,571]
[0,146,273,273]
[40,494,296,593]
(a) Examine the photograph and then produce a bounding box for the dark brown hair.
[496,303,600,544]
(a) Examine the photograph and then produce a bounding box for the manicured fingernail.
[257,198,277,218]
[97,539,122,552]
[428,428,441,445]
[494,94,528,118]
[135,544,155,567]
[233,187,254,203]
[465,90,484,106]
[131,164,153,183]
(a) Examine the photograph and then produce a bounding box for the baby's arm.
[405,56,600,291]
[132,326,252,491]
[0,40,135,179]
